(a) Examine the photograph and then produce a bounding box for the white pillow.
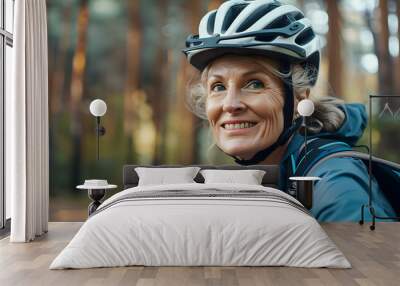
[135,167,201,186]
[200,169,266,185]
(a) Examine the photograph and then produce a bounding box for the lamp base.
[87,189,106,216]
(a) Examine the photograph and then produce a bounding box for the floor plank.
[0,222,399,286]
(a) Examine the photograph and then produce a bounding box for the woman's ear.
[301,88,311,100]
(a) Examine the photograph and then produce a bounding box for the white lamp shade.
[90,99,107,117]
[297,99,314,117]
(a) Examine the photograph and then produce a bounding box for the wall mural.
[47,0,400,221]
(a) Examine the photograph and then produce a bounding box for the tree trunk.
[377,0,399,162]
[208,0,224,10]
[394,0,400,95]
[69,0,89,187]
[48,4,73,194]
[150,0,169,165]
[182,0,206,163]
[297,0,305,10]
[124,0,142,162]
[49,5,72,115]
[327,0,343,97]
[377,0,393,96]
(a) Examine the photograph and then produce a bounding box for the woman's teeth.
[224,122,256,130]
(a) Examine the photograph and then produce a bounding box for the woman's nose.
[222,88,246,114]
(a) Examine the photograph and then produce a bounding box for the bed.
[49,164,350,269]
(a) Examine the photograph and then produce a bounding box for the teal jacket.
[279,103,396,222]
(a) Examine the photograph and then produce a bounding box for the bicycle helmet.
[182,0,321,165]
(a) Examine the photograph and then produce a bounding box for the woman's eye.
[211,83,226,92]
[245,80,265,89]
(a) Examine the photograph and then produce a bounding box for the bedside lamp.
[297,99,314,165]
[297,98,314,116]
[89,99,107,160]
[288,99,319,210]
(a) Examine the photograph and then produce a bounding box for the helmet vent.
[207,11,217,35]
[264,14,292,30]
[236,3,281,33]
[295,28,315,45]
[221,4,248,33]
[292,12,304,21]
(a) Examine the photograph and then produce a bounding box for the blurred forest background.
[47,0,400,221]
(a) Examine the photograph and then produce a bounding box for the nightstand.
[289,176,321,209]
[77,180,117,216]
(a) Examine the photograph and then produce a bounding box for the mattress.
[49,183,351,269]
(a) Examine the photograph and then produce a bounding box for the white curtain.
[7,0,49,242]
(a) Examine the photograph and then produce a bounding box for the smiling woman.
[182,0,397,222]
[204,55,286,164]
[187,53,345,165]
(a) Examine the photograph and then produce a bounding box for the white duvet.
[50,183,351,269]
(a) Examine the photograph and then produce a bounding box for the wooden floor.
[0,222,399,286]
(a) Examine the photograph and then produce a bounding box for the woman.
[182,0,395,221]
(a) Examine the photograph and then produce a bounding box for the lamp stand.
[302,116,308,167]
[359,94,400,230]
[95,116,106,161]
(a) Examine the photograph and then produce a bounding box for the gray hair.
[185,56,345,135]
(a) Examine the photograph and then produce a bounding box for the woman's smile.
[221,120,259,141]
[220,120,259,134]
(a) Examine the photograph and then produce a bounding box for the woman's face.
[204,55,286,160]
